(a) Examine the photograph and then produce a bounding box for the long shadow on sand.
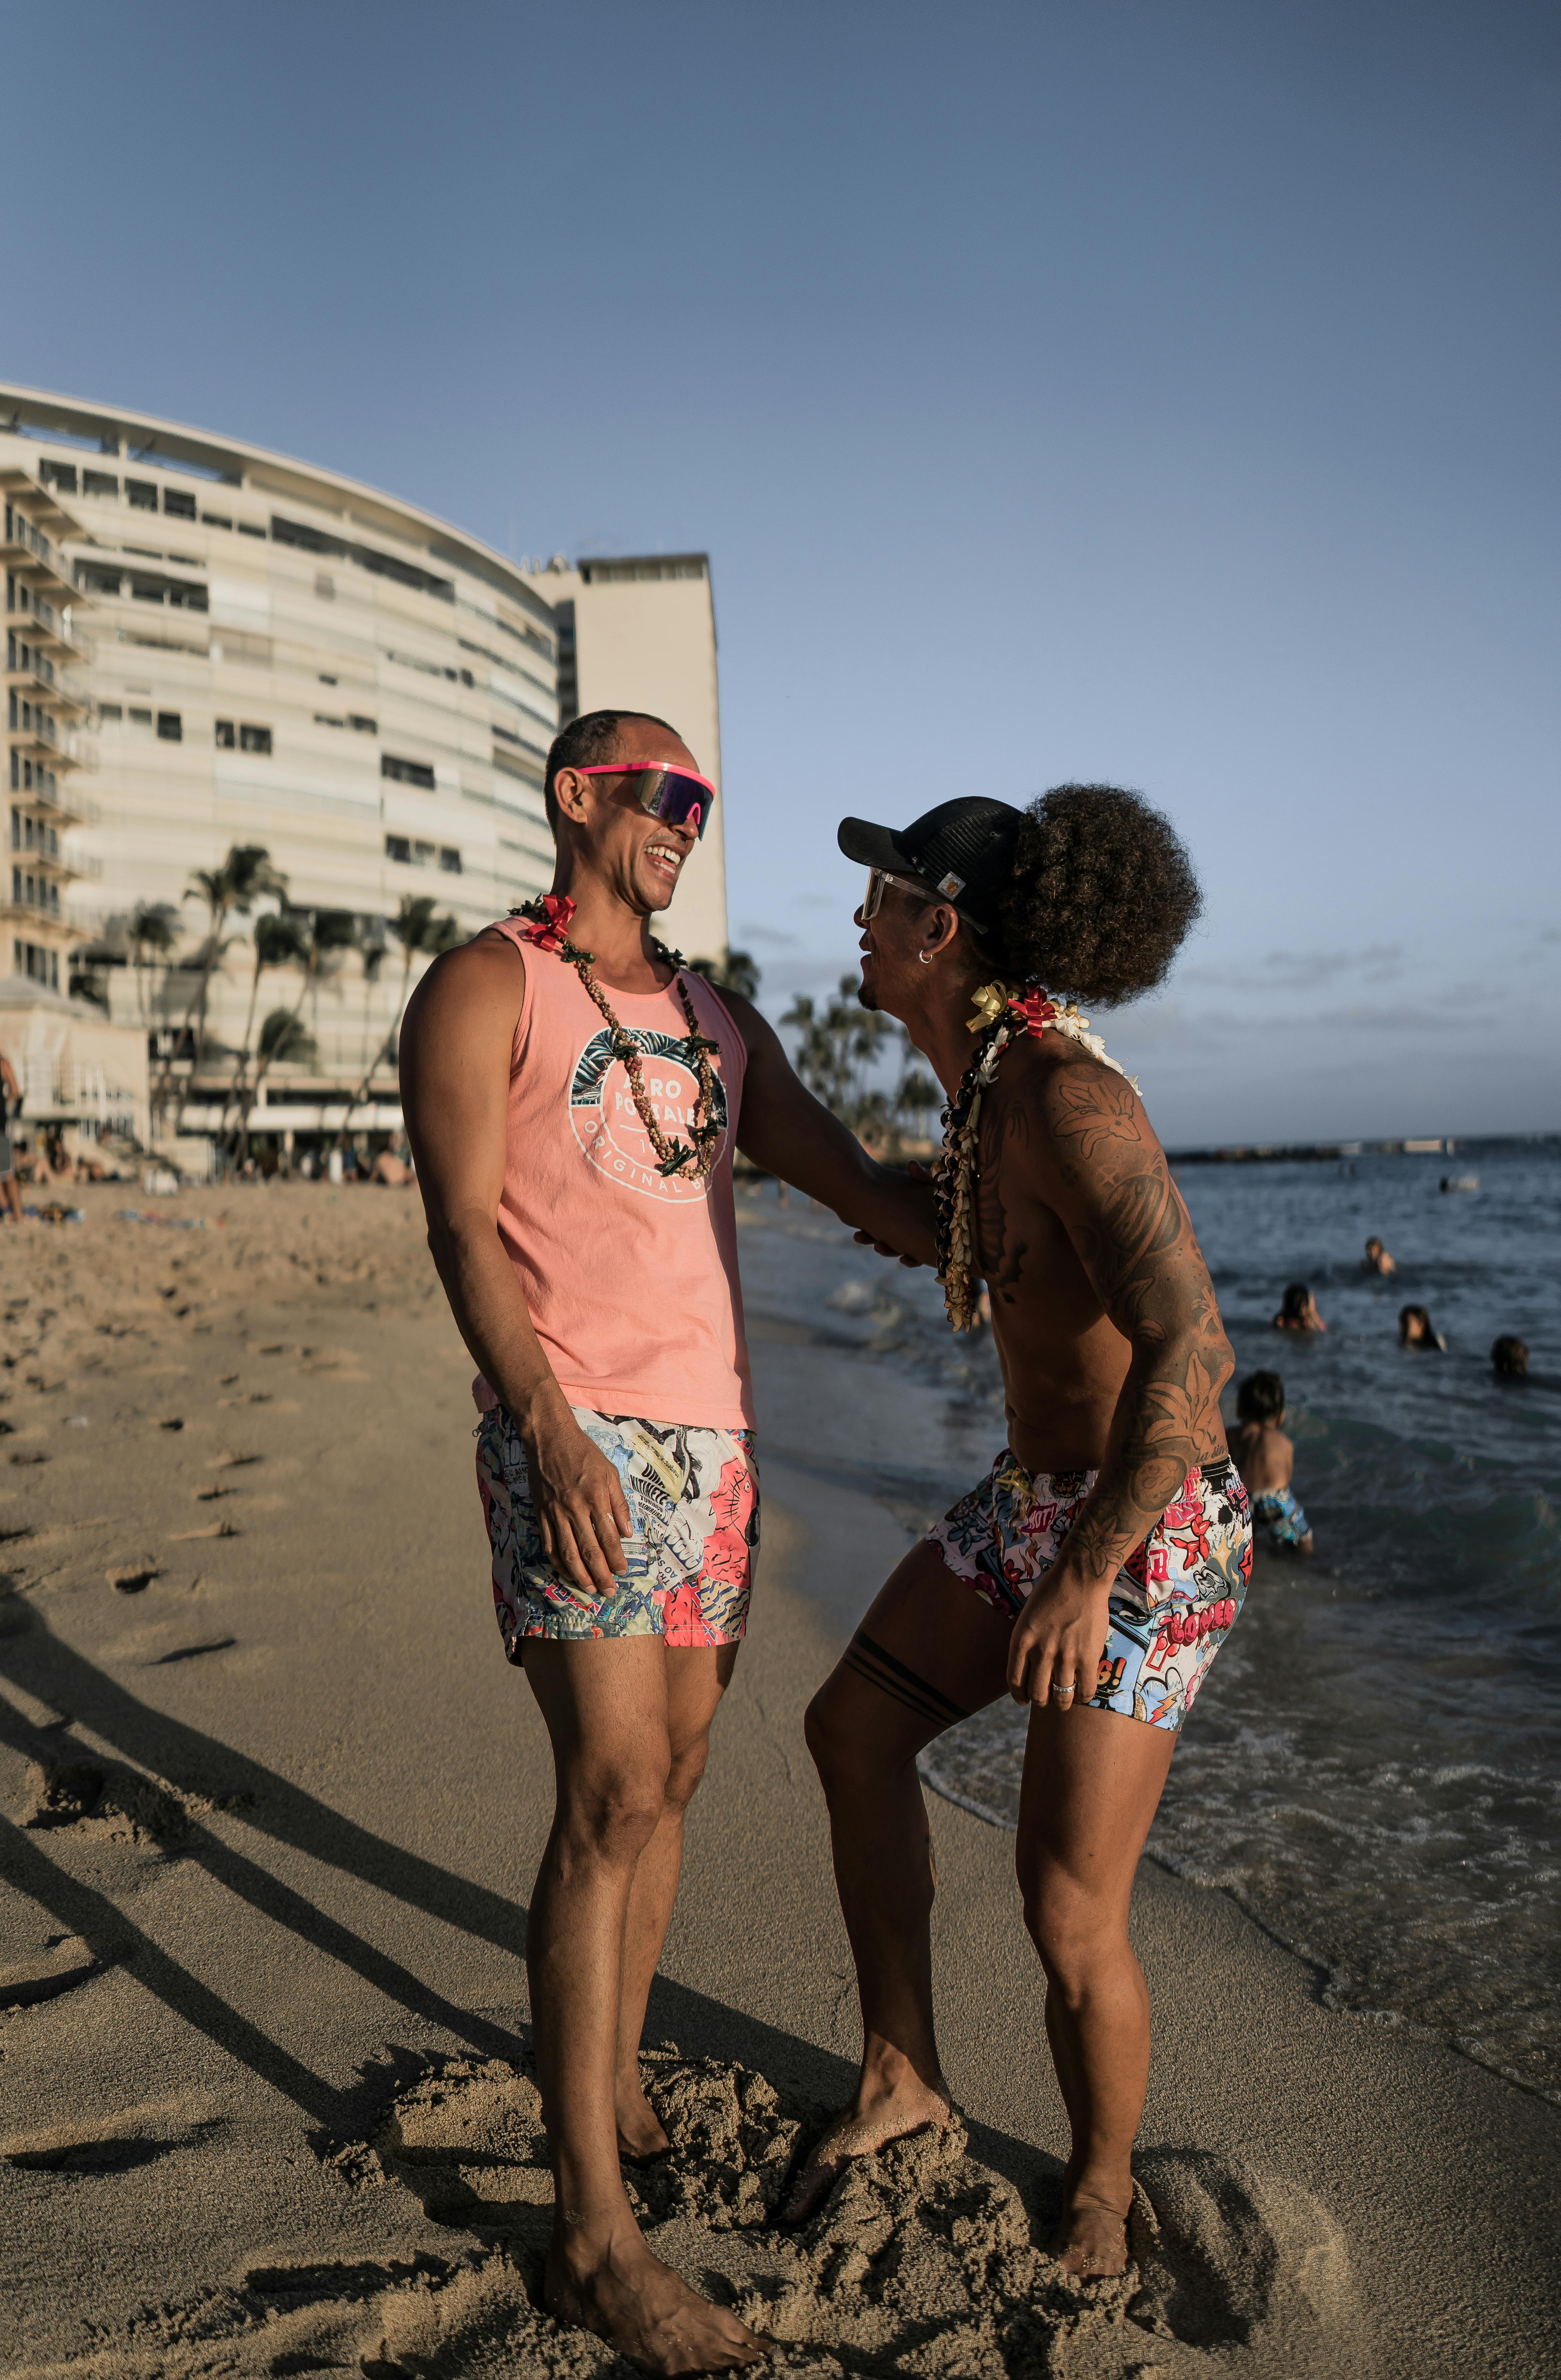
[0,1607,1048,2195]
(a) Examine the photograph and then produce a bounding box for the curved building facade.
[2,383,567,1142]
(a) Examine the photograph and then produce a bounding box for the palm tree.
[157,845,287,1122]
[233,909,357,1161]
[338,896,461,1134]
[222,912,308,1145]
[128,903,177,1027]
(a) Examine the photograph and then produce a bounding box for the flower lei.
[933,981,1139,1332]
[513,896,724,1180]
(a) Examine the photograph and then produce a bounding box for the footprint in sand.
[2,2108,224,2176]
[171,1521,241,1541]
[206,1451,262,1470]
[157,1417,184,1432]
[148,1638,236,1666]
[107,1566,160,1594]
[0,1934,125,2011]
[10,1451,50,1466]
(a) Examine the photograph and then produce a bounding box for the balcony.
[8,769,97,828]
[3,663,88,717]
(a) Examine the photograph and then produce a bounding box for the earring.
[918,950,933,965]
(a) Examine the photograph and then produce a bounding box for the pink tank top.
[474,917,755,1431]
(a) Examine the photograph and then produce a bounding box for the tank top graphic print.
[474,917,755,1432]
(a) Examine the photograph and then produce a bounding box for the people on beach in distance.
[0,1053,23,1224]
[1399,1304,1446,1351]
[400,708,935,2376]
[1230,1372,1313,1554]
[1491,1335,1528,1379]
[1273,1282,1326,1333]
[1362,1236,1397,1276]
[795,786,1250,2282]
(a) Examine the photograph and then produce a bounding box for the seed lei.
[933,1013,1014,1332]
[515,900,723,1180]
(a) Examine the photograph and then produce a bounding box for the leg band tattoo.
[844,1632,972,1731]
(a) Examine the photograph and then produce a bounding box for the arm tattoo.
[1041,1066,1232,1584]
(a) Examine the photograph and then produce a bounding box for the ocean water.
[735,1139,1561,2104]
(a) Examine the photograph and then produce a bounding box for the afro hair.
[984,783,1202,1006]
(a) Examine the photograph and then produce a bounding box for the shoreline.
[0,1186,1556,2376]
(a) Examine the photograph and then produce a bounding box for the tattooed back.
[973,1036,1233,1483]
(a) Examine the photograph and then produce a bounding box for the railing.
[20,1055,141,1124]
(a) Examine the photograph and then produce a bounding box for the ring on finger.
[1051,1680,1076,1703]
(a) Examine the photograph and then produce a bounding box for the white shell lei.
[934,986,1139,1331]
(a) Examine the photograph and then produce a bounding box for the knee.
[1017,1864,1117,1996]
[663,1732,712,1816]
[803,1684,855,1790]
[562,1756,670,1865]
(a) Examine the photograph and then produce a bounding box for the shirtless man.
[793,787,1252,2277]
[399,709,933,2375]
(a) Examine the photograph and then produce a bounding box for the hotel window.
[385,835,412,864]
[157,711,182,741]
[439,846,462,874]
[350,715,377,734]
[201,511,232,530]
[163,488,196,519]
[413,840,435,867]
[84,470,120,498]
[127,479,158,511]
[128,708,152,730]
[40,461,78,494]
[97,702,123,726]
[239,724,272,754]
[381,753,435,789]
[214,719,235,749]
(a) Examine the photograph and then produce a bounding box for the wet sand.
[0,1184,1556,2377]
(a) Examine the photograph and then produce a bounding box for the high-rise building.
[0,386,734,1159]
[521,555,728,965]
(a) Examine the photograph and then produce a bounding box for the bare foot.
[616,2076,672,2164]
[779,2072,952,2226]
[1050,2190,1131,2279]
[546,2233,772,2373]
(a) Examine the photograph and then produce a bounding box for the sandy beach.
[1,1184,1557,2379]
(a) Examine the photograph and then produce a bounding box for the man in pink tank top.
[400,709,934,2375]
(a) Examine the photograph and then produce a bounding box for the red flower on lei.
[1008,989,1062,1038]
[521,893,576,952]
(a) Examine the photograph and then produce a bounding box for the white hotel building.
[0,385,728,1154]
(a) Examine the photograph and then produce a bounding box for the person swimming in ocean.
[1230,1371,1313,1554]
[1362,1236,1397,1277]
[1273,1281,1326,1333]
[1491,1335,1528,1378]
[1399,1304,1446,1351]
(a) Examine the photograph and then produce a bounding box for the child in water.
[1231,1371,1314,1554]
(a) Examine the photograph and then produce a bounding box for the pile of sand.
[15,2040,1362,2379]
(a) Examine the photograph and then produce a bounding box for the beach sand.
[1,1185,1557,2378]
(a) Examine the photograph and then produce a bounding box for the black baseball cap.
[837,797,1023,934]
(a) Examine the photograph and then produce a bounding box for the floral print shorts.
[929,1453,1253,1732]
[476,1404,759,1661]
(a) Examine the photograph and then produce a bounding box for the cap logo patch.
[938,871,966,898]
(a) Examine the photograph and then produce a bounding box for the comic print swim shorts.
[1252,1484,1310,1549]
[476,1404,759,1661]
[929,1453,1253,1733]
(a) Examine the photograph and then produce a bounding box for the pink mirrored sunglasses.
[576,761,715,840]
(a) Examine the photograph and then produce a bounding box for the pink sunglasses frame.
[574,759,716,839]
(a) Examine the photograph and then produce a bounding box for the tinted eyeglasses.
[577,761,715,840]
[859,866,937,921]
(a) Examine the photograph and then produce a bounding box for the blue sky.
[7,0,1558,1143]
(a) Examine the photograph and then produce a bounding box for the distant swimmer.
[1231,1371,1313,1554]
[1400,1304,1446,1351]
[1362,1236,1397,1276]
[1491,1335,1528,1378]
[1273,1281,1326,1333]
[797,786,1249,2282]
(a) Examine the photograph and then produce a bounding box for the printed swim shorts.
[1252,1484,1310,1549]
[929,1453,1253,1733]
[476,1404,759,1660]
